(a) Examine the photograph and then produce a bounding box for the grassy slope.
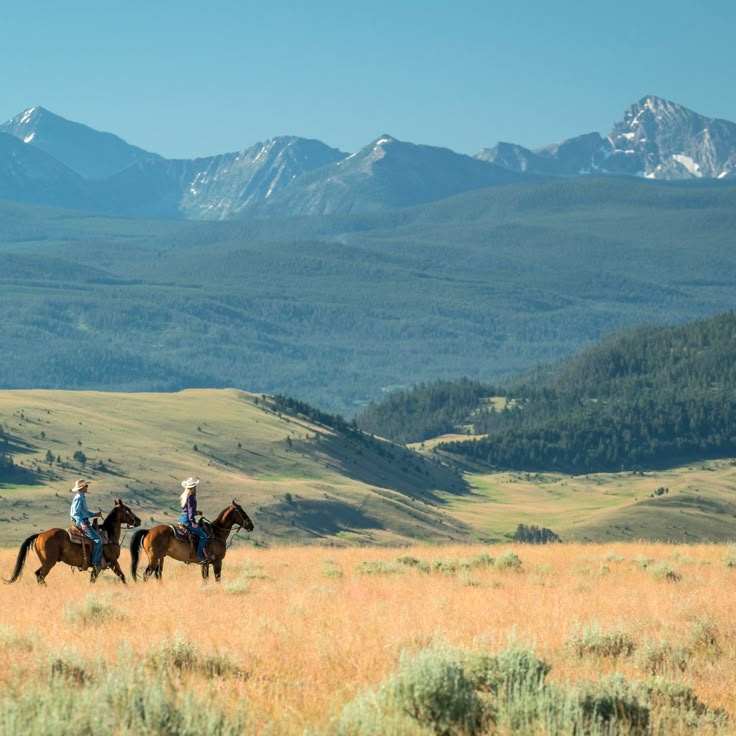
[2,388,736,546]
[0,388,471,547]
[440,460,736,543]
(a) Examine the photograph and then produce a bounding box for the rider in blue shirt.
[179,477,210,563]
[70,479,105,572]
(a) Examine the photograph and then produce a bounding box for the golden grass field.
[2,542,736,733]
[3,389,736,731]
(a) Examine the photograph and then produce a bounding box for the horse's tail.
[4,533,39,584]
[130,529,149,581]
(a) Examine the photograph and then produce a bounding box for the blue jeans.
[79,525,103,566]
[179,513,208,560]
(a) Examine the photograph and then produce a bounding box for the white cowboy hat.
[181,477,200,489]
[71,479,90,492]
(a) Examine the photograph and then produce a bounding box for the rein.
[201,516,244,550]
[102,509,139,548]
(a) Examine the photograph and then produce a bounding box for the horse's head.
[230,499,254,532]
[115,498,142,528]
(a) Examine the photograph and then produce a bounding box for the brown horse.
[130,500,254,583]
[4,499,141,585]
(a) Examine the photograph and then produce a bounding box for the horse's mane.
[100,502,126,537]
[212,506,227,526]
[100,506,117,536]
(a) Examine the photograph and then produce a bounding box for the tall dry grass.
[1,542,735,733]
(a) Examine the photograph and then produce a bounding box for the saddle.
[67,523,112,570]
[170,524,192,543]
[67,524,111,546]
[169,522,212,564]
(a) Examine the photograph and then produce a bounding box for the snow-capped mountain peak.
[0,106,160,180]
[477,96,736,182]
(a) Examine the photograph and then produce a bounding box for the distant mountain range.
[1,95,735,219]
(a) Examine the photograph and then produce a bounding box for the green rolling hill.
[1,385,736,547]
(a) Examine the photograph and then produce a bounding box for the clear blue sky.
[3,1,734,159]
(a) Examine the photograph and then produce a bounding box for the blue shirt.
[70,492,94,526]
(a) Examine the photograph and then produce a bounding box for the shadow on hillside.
[0,432,38,456]
[294,432,470,504]
[262,497,379,537]
[640,493,736,515]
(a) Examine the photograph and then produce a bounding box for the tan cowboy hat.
[71,479,90,492]
[181,476,200,489]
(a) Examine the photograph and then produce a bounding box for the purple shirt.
[182,493,198,525]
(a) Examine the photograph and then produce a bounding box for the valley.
[2,388,736,547]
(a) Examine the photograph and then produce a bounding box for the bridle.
[202,504,251,550]
[115,503,141,546]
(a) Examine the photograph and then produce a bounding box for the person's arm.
[186,496,198,526]
[77,495,98,527]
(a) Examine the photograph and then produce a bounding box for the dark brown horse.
[4,499,141,585]
[130,500,254,583]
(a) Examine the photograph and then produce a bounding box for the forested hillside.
[1,178,736,415]
[356,378,497,443]
[357,312,736,473]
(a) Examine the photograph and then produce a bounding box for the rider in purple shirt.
[178,477,210,563]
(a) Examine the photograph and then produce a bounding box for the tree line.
[357,312,736,473]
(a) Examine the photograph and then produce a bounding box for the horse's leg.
[109,559,127,584]
[34,564,53,585]
[141,535,162,581]
[212,558,223,583]
[201,562,210,581]
[143,560,156,581]
[33,538,58,585]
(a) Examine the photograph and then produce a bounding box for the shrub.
[384,647,485,735]
[576,675,650,735]
[723,544,736,568]
[336,640,729,736]
[223,580,251,595]
[648,562,682,582]
[0,659,249,735]
[468,551,495,569]
[432,558,459,575]
[338,642,550,736]
[64,594,122,626]
[567,622,636,659]
[149,635,200,671]
[395,555,431,573]
[494,550,522,572]
[464,645,551,698]
[48,650,94,684]
[0,625,34,652]
[636,640,690,675]
[357,561,404,576]
[687,618,722,657]
[322,560,344,578]
[146,635,242,679]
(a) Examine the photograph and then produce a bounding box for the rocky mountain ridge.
[478,96,736,180]
[1,95,734,220]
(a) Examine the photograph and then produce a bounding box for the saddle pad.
[67,526,110,545]
[170,524,191,542]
